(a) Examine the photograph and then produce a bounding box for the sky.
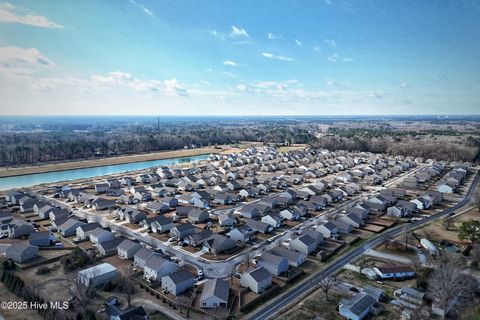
[0,0,479,116]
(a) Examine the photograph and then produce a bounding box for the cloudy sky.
[0,0,479,115]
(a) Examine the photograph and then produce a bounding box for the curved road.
[247,172,479,320]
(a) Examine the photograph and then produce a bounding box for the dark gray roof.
[78,223,101,232]
[97,237,124,252]
[341,293,375,317]
[145,216,172,226]
[245,267,271,282]
[295,234,315,246]
[29,231,50,240]
[175,223,195,232]
[164,270,194,284]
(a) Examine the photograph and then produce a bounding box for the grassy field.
[280,290,342,320]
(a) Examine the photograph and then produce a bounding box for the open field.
[0,146,221,178]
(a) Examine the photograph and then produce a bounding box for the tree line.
[0,123,312,166]
[312,134,480,163]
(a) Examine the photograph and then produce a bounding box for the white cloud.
[230,26,249,38]
[223,60,239,67]
[327,53,339,62]
[295,39,303,47]
[313,46,321,52]
[129,0,153,16]
[0,2,63,28]
[267,32,280,40]
[26,71,188,97]
[323,39,337,48]
[0,46,54,77]
[163,78,188,96]
[399,82,409,88]
[91,71,160,92]
[343,57,354,62]
[369,91,384,99]
[236,84,246,91]
[261,52,294,62]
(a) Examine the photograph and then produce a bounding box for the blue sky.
[0,0,479,115]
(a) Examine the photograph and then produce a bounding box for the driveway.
[364,248,413,264]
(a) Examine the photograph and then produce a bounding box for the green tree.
[458,220,480,244]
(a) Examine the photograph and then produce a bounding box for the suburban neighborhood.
[1,144,478,320]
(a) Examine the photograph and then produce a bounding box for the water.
[0,154,210,191]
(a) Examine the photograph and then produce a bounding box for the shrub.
[36,266,51,275]
[103,281,114,292]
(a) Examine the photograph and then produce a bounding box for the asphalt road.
[247,172,480,320]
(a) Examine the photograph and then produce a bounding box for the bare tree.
[63,272,96,315]
[428,252,474,318]
[470,244,480,267]
[402,231,416,251]
[421,228,437,241]
[356,257,371,271]
[442,219,453,231]
[119,266,136,307]
[317,276,336,301]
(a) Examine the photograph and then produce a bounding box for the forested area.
[0,122,312,166]
[0,117,478,166]
[312,133,480,163]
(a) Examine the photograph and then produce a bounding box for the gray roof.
[90,227,111,238]
[245,267,271,282]
[400,287,425,300]
[78,223,101,232]
[258,252,286,266]
[135,247,154,261]
[245,219,270,231]
[144,254,171,270]
[29,231,50,240]
[6,243,38,256]
[59,218,85,230]
[164,270,194,284]
[270,246,305,261]
[363,285,385,300]
[117,239,140,251]
[201,278,230,302]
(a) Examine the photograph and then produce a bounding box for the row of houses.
[436,165,469,193]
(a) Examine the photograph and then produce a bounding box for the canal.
[0,154,210,190]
